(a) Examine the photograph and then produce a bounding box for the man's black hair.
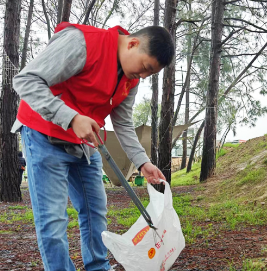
[18,151,23,157]
[130,26,175,67]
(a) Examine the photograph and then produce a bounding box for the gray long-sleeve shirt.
[12,26,150,169]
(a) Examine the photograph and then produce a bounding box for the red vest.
[17,23,139,144]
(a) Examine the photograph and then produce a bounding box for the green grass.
[0,209,34,224]
[217,148,227,158]
[0,230,14,234]
[105,188,267,244]
[8,205,28,210]
[0,206,81,229]
[171,142,242,186]
[67,208,79,228]
[171,162,201,186]
[256,141,267,150]
[229,258,266,270]
[108,200,149,228]
[216,143,241,159]
[223,143,240,148]
[237,168,266,186]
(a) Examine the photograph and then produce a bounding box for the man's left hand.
[140,162,166,184]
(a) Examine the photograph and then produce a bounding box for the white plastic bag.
[102,181,185,271]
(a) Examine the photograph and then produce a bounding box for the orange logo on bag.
[148,248,156,259]
[132,225,150,245]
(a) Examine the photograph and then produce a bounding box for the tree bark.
[150,0,160,167]
[21,0,34,70]
[83,0,97,25]
[180,79,189,169]
[41,0,51,40]
[181,1,192,169]
[158,0,178,189]
[57,0,64,24]
[187,120,205,173]
[62,0,73,22]
[0,0,22,202]
[200,0,224,182]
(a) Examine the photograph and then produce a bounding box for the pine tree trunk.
[150,0,160,167]
[0,0,22,202]
[181,79,190,169]
[158,0,178,189]
[200,0,224,182]
[57,0,64,24]
[21,0,34,70]
[42,0,51,40]
[62,0,73,22]
[187,120,205,173]
[181,1,192,170]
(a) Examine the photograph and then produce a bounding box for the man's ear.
[127,37,140,50]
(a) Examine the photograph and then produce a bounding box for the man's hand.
[70,114,100,146]
[140,162,166,184]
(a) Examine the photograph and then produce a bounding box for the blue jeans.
[21,126,110,271]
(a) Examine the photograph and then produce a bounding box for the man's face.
[120,38,163,80]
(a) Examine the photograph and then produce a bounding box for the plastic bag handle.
[159,179,173,208]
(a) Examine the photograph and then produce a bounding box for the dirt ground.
[1,186,267,271]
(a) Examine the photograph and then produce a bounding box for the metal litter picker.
[81,131,157,230]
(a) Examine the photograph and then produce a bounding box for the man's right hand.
[70,114,100,147]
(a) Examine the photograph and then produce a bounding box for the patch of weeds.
[217,148,227,159]
[0,209,34,224]
[196,195,205,201]
[0,212,9,223]
[0,230,14,234]
[223,143,240,148]
[67,208,78,219]
[107,200,149,227]
[206,200,267,229]
[261,245,267,254]
[68,220,79,229]
[182,220,202,244]
[31,261,38,267]
[257,141,267,150]
[194,185,206,191]
[237,168,266,186]
[242,258,265,270]
[182,220,214,244]
[23,210,34,222]
[117,216,139,226]
[8,205,28,210]
[220,178,233,189]
[263,158,267,166]
[171,162,201,186]
[239,155,251,164]
[67,208,79,229]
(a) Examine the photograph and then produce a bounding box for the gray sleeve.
[110,83,150,170]
[13,27,87,131]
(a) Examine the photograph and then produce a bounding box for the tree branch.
[41,0,51,40]
[224,17,267,32]
[83,0,97,25]
[221,53,257,58]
